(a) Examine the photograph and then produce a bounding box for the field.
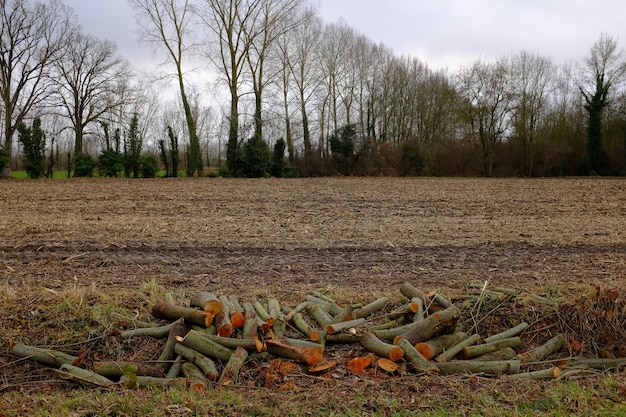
[1,177,625,416]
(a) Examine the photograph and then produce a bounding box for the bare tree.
[129,0,203,176]
[457,57,513,177]
[578,33,626,175]
[244,0,305,142]
[510,51,555,176]
[279,7,322,165]
[197,0,263,174]
[54,31,131,156]
[0,0,75,178]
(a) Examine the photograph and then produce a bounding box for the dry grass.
[1,177,626,416]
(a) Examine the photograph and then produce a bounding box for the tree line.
[2,0,626,179]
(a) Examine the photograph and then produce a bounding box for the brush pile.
[8,282,626,391]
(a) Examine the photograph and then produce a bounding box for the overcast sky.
[62,0,626,72]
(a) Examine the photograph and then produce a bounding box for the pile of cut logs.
[9,282,626,390]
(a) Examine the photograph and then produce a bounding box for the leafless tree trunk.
[53,32,131,156]
[0,0,75,178]
[129,0,203,176]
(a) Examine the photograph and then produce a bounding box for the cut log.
[166,355,184,379]
[518,334,566,363]
[306,295,343,316]
[179,329,234,361]
[372,316,406,331]
[359,332,404,362]
[190,291,222,316]
[218,346,249,385]
[253,301,272,323]
[325,332,360,344]
[476,347,518,361]
[428,291,452,309]
[292,312,321,342]
[215,296,234,337]
[307,303,333,328]
[434,334,480,363]
[396,339,439,373]
[58,364,115,387]
[399,282,428,304]
[435,360,521,376]
[484,322,529,343]
[181,362,207,392]
[200,334,263,353]
[93,361,165,379]
[311,291,337,304]
[394,305,461,345]
[266,338,324,366]
[152,302,211,327]
[352,297,390,319]
[414,332,466,360]
[228,295,246,329]
[284,301,309,322]
[391,297,423,318]
[156,318,188,371]
[508,367,562,380]
[564,357,626,370]
[241,305,263,352]
[10,344,78,368]
[462,337,522,359]
[174,343,220,381]
[120,322,175,339]
[326,318,366,335]
[268,298,286,339]
[120,375,187,390]
[331,305,354,323]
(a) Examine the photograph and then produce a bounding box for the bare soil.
[1,177,625,413]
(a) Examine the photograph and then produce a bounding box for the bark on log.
[394,305,461,345]
[190,291,222,316]
[476,347,518,361]
[352,297,390,319]
[10,344,78,367]
[179,329,234,361]
[399,282,429,304]
[120,322,176,339]
[120,375,187,390]
[266,338,324,366]
[181,362,207,392]
[428,291,452,309]
[152,302,211,327]
[414,332,466,360]
[435,360,521,376]
[484,322,529,343]
[507,367,562,380]
[284,301,309,322]
[391,298,423,318]
[359,332,404,362]
[331,305,354,323]
[200,334,263,353]
[93,361,165,379]
[518,334,566,363]
[306,295,343,316]
[372,316,406,331]
[268,298,286,339]
[434,334,480,363]
[462,337,522,359]
[292,312,321,342]
[215,296,234,337]
[396,338,439,373]
[58,364,115,387]
[218,346,248,385]
[307,303,333,328]
[166,355,184,379]
[174,343,219,381]
[326,318,366,335]
[156,319,188,371]
[564,357,626,370]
